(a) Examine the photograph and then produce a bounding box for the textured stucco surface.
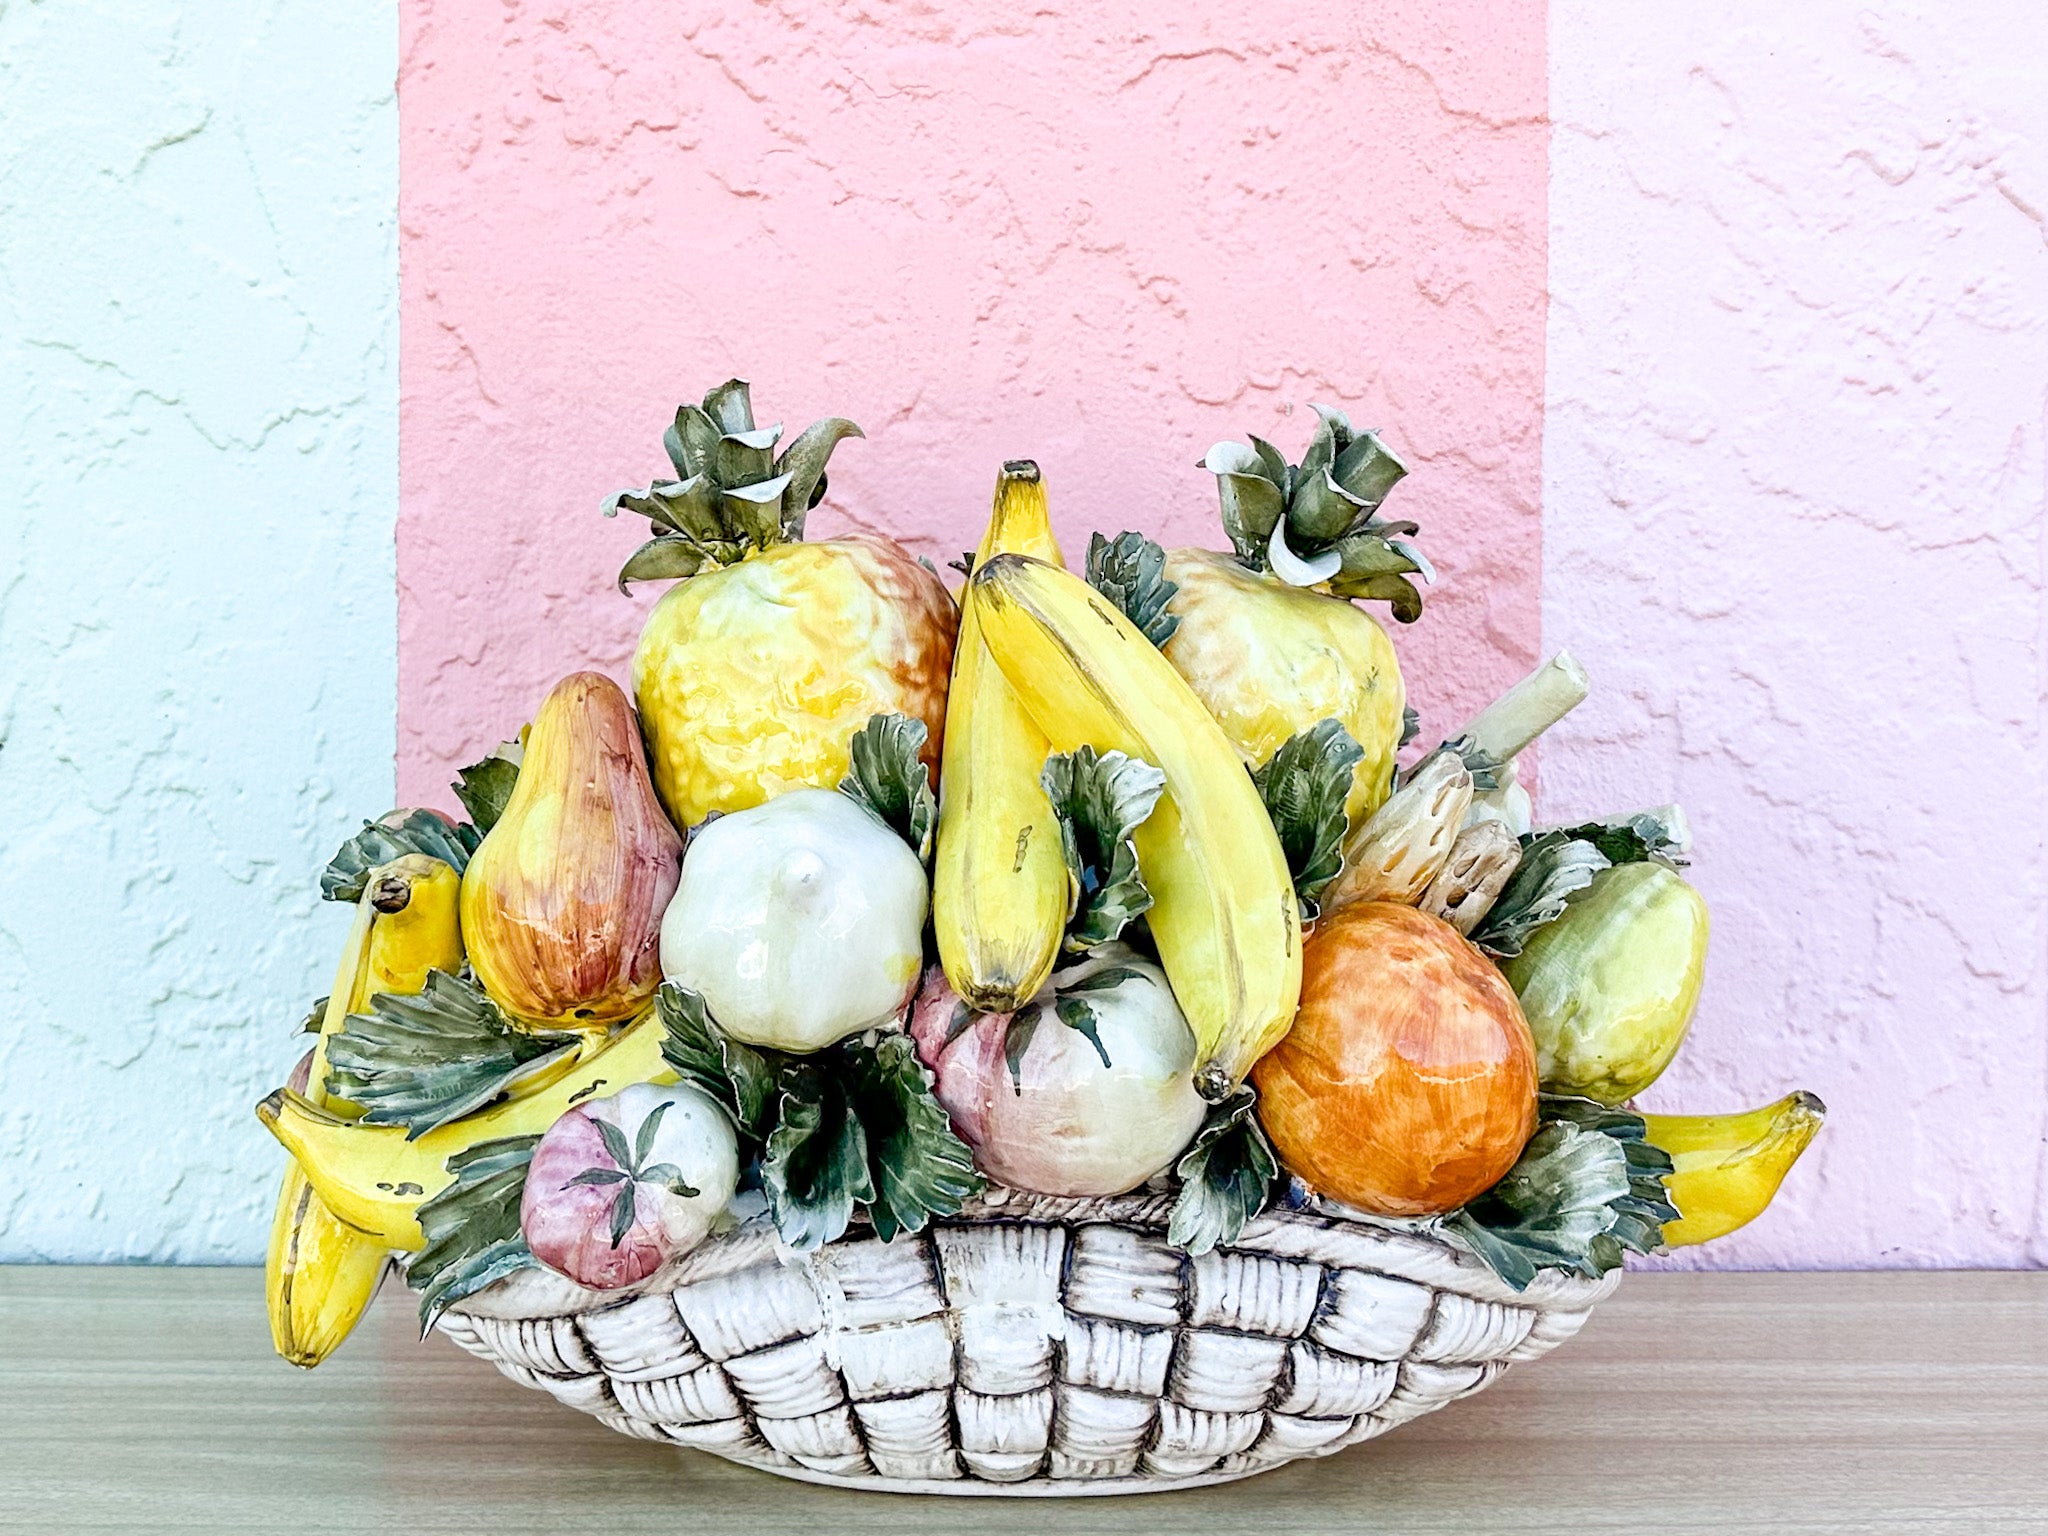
[1545,5,2048,1266]
[395,0,1549,812]
[0,2,398,1259]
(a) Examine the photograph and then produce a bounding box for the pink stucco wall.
[396,0,1549,809]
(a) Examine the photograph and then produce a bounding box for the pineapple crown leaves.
[655,982,981,1252]
[604,380,865,591]
[321,809,480,903]
[324,970,583,1139]
[1168,1085,1281,1257]
[1254,719,1366,922]
[838,712,938,863]
[1085,532,1181,649]
[1444,1098,1677,1292]
[1200,405,1434,621]
[1469,830,1612,959]
[408,1134,543,1335]
[1040,746,1168,954]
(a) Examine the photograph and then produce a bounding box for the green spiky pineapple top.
[1201,405,1434,621]
[605,379,865,589]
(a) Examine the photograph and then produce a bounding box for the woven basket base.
[442,1188,1616,1496]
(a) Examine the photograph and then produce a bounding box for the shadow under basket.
[437,1184,1616,1496]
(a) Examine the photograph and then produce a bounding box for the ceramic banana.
[258,1009,672,1250]
[267,855,463,1366]
[933,462,1071,1013]
[1644,1090,1826,1247]
[971,553,1301,1095]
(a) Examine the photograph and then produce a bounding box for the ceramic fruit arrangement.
[257,381,1823,1384]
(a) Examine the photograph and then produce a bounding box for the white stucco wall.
[0,2,398,1260]
[1545,5,2048,1265]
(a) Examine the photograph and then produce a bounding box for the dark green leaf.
[1002,1013,1037,1092]
[1085,531,1181,649]
[838,712,937,862]
[1053,997,1113,1069]
[321,810,479,903]
[451,741,523,833]
[1246,435,1290,490]
[1286,468,1366,545]
[1056,964,1148,995]
[632,1100,671,1170]
[701,378,756,437]
[409,1135,541,1334]
[1326,569,1425,623]
[656,983,779,1138]
[1253,720,1365,920]
[663,405,722,480]
[1040,746,1166,952]
[325,971,579,1138]
[773,417,863,539]
[1470,832,1611,958]
[562,1167,629,1188]
[1332,428,1408,505]
[760,1068,872,1251]
[1434,734,1506,792]
[615,533,713,593]
[844,1033,984,1242]
[1443,1102,1675,1293]
[943,1000,977,1046]
[636,1162,700,1200]
[1202,442,1286,565]
[593,1114,633,1177]
[1399,705,1422,751]
[713,425,782,491]
[607,1184,637,1249]
[1168,1087,1279,1256]
[1550,806,1691,869]
[299,995,329,1035]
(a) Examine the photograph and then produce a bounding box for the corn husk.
[1420,819,1522,935]
[1321,751,1471,912]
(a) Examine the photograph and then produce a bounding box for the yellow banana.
[971,553,1302,1094]
[257,1008,672,1250]
[1644,1090,1826,1247]
[934,462,1071,1012]
[267,855,463,1366]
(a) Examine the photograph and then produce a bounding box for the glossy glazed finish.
[631,537,957,829]
[659,789,927,1052]
[909,949,1206,1197]
[1505,862,1709,1105]
[521,1083,739,1290]
[1254,902,1537,1216]
[1161,549,1406,831]
[460,673,682,1027]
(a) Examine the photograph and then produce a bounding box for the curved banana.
[1644,1090,1826,1247]
[971,553,1301,1094]
[257,1009,672,1250]
[267,855,463,1366]
[934,462,1071,1012]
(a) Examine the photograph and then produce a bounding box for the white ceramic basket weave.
[438,1185,1616,1495]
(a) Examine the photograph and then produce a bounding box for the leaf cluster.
[1254,719,1364,920]
[321,810,480,904]
[408,1135,542,1334]
[657,985,982,1251]
[1168,1086,1280,1256]
[325,969,582,1138]
[1469,831,1611,958]
[1040,746,1167,953]
[1443,1097,1677,1292]
[1084,532,1180,649]
[604,380,864,588]
[838,712,938,862]
[1200,406,1432,620]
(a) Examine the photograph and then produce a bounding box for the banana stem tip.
[1000,460,1041,482]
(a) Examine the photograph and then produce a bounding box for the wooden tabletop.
[1,1267,2042,1534]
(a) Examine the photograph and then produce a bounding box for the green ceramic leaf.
[760,1068,873,1252]
[615,533,713,593]
[1325,569,1425,623]
[1332,428,1408,505]
[1085,531,1181,649]
[1053,997,1113,1069]
[1286,467,1366,546]
[1471,832,1611,958]
[1002,1012,1037,1092]
[408,1134,541,1334]
[325,970,580,1139]
[1443,1101,1676,1292]
[1254,720,1365,920]
[1435,734,1507,792]
[1168,1086,1279,1256]
[452,740,523,834]
[844,1033,983,1242]
[1399,705,1422,751]
[656,983,779,1140]
[321,810,480,903]
[664,405,722,481]
[1040,746,1166,952]
[1550,807,1692,870]
[773,417,863,539]
[701,379,756,437]
[839,712,938,862]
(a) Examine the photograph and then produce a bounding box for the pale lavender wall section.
[1545,5,2048,1266]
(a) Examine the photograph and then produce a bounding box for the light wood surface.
[1,1267,2042,1533]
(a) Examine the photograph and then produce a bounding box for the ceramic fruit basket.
[258,382,1825,1496]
